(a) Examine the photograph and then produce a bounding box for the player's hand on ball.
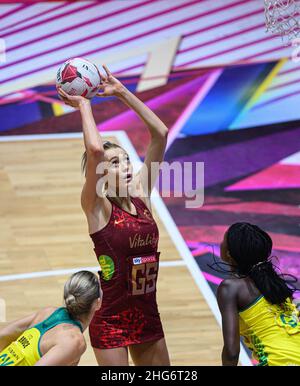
[96,64,125,97]
[57,87,89,108]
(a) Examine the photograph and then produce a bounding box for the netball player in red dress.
[58,65,170,366]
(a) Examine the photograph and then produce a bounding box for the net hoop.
[264,0,300,44]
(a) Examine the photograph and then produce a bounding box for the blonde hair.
[81,140,130,208]
[64,271,101,320]
[81,141,123,176]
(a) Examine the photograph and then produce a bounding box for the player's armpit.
[34,337,86,366]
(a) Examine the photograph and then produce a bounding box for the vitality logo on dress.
[129,233,158,249]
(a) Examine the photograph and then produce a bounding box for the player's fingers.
[102,64,112,78]
[57,93,66,101]
[58,94,71,105]
[58,91,67,100]
[97,83,105,90]
[99,72,107,83]
[61,96,69,103]
[58,88,69,98]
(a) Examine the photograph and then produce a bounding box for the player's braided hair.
[210,222,298,305]
[64,271,101,320]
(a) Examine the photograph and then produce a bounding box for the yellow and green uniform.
[239,296,300,366]
[0,308,83,366]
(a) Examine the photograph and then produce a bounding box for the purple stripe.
[118,67,208,84]
[6,0,160,53]
[1,1,100,38]
[0,0,253,84]
[267,78,300,92]
[116,63,144,75]
[175,34,277,68]
[114,62,209,77]
[0,3,30,21]
[106,13,264,74]
[3,0,193,69]
[0,2,70,33]
[253,89,300,110]
[172,8,264,67]
[180,22,265,54]
[278,66,300,77]
[237,43,288,61]
[183,7,262,38]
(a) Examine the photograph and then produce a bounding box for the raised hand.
[96,64,125,98]
[57,87,89,108]
[57,64,125,106]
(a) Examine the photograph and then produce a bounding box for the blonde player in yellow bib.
[216,222,300,366]
[0,270,102,366]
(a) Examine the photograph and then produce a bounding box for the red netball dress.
[89,195,165,349]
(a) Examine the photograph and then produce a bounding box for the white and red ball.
[56,57,101,99]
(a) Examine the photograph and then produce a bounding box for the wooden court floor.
[0,136,223,366]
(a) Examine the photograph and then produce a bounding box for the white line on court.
[0,130,252,365]
[0,132,83,141]
[0,261,185,283]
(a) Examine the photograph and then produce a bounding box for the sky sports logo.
[133,255,157,265]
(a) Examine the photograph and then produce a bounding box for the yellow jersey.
[239,296,300,366]
[0,307,82,366]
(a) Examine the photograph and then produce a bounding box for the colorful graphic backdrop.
[1,0,300,357]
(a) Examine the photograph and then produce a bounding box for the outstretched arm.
[0,312,38,351]
[57,88,105,213]
[118,87,168,198]
[97,65,168,200]
[217,280,240,366]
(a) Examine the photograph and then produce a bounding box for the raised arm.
[217,280,240,366]
[97,65,168,202]
[0,312,38,351]
[119,88,168,198]
[57,88,105,213]
[79,100,106,212]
